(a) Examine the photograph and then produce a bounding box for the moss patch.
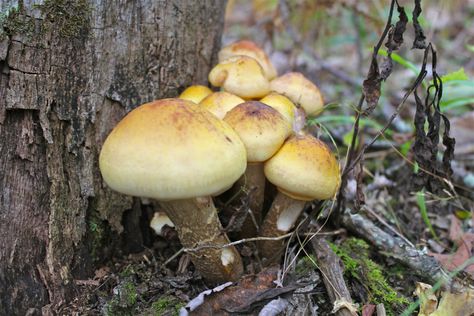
[0,4,36,40]
[36,0,92,38]
[149,296,185,316]
[295,253,318,276]
[86,208,112,264]
[330,238,410,316]
[0,0,91,41]
[105,279,139,316]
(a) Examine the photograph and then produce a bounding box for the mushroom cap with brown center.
[223,101,291,162]
[218,40,277,80]
[99,98,247,200]
[270,72,324,116]
[199,91,245,119]
[179,85,213,104]
[209,56,270,99]
[264,134,340,201]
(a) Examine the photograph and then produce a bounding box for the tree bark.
[0,1,227,314]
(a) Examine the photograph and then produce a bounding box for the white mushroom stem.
[234,162,266,237]
[257,191,306,263]
[159,196,243,284]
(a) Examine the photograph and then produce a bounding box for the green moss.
[119,265,137,278]
[330,238,410,316]
[106,280,139,316]
[0,0,92,41]
[123,282,138,306]
[295,254,317,276]
[0,3,36,40]
[86,207,111,263]
[150,296,185,316]
[35,0,92,38]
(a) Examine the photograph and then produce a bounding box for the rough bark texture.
[0,0,227,314]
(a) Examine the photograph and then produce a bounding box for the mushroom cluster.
[99,40,340,284]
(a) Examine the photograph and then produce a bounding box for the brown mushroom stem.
[234,162,266,237]
[159,196,243,284]
[257,191,306,264]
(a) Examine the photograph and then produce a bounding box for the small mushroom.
[218,40,278,80]
[223,101,291,237]
[150,211,175,237]
[209,56,270,99]
[199,91,245,119]
[99,98,247,284]
[179,85,213,104]
[260,93,297,130]
[270,72,325,118]
[258,134,340,263]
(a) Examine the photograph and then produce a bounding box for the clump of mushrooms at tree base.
[99,40,341,285]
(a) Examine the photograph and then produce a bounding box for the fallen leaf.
[182,266,300,315]
[414,282,437,316]
[429,215,474,277]
[362,304,376,316]
[430,289,474,316]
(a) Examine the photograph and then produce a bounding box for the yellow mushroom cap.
[199,91,245,119]
[179,85,213,104]
[209,56,270,99]
[260,93,296,127]
[223,101,291,162]
[270,72,324,116]
[264,134,340,201]
[99,98,247,200]
[218,40,278,80]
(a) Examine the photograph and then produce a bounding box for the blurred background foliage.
[224,0,474,245]
[224,0,474,170]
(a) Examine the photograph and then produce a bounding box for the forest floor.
[62,1,474,315]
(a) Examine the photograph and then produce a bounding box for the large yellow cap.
[209,56,270,99]
[223,101,291,162]
[264,134,340,201]
[218,40,278,80]
[99,99,247,200]
[260,93,296,127]
[179,85,212,104]
[199,91,245,119]
[270,72,324,116]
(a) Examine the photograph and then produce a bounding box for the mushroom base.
[159,197,243,284]
[257,191,306,264]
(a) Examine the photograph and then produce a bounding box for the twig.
[340,209,463,291]
[335,0,399,219]
[311,237,358,316]
[161,229,346,268]
[363,206,414,248]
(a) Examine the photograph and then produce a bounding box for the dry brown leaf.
[431,289,474,316]
[414,282,438,316]
[187,266,294,315]
[429,215,474,276]
[362,304,376,316]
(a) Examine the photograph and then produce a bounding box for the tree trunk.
[0,1,227,314]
